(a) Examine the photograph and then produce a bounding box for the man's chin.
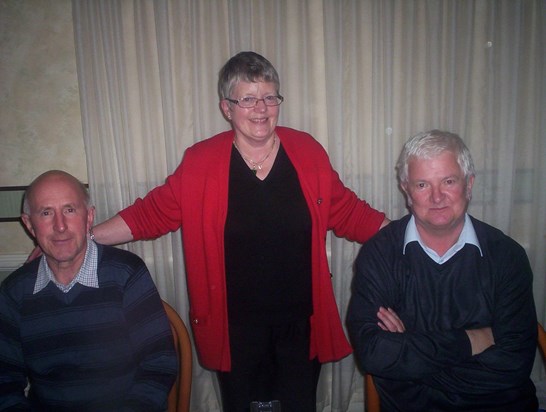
[425,218,463,233]
[44,248,83,267]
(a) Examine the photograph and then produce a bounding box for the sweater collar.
[34,240,99,294]
[403,214,482,264]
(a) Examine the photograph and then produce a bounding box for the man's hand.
[377,306,406,333]
[465,327,495,355]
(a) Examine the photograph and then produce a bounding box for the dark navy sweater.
[347,215,538,412]
[0,244,177,411]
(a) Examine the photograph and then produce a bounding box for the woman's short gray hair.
[395,130,475,185]
[218,51,280,100]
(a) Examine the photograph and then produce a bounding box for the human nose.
[253,98,267,111]
[53,212,67,232]
[430,186,445,203]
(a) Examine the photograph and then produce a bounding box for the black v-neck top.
[224,144,312,325]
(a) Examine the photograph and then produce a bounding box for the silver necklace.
[233,136,277,175]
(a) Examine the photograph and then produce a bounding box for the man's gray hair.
[395,130,475,186]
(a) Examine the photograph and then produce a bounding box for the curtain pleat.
[72,1,545,410]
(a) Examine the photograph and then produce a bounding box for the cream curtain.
[72,1,545,410]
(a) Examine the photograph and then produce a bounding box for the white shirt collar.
[403,214,482,264]
[33,240,99,294]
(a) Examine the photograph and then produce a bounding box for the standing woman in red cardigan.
[91,51,389,411]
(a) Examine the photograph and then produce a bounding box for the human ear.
[466,175,475,200]
[219,100,232,120]
[86,206,95,231]
[21,214,36,238]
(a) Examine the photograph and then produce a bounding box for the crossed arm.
[377,306,494,356]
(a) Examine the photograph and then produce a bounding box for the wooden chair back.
[163,300,192,412]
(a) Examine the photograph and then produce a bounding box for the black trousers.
[217,318,321,412]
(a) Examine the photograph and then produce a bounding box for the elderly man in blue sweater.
[0,170,177,411]
[347,130,538,411]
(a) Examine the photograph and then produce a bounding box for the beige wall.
[0,0,86,256]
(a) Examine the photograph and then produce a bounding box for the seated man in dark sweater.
[0,170,178,411]
[347,130,538,411]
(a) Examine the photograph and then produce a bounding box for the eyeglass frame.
[224,95,284,108]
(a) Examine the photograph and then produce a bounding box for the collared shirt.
[403,213,482,264]
[33,240,99,294]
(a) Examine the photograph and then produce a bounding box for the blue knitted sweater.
[0,244,177,411]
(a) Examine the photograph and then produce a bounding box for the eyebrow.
[35,202,82,212]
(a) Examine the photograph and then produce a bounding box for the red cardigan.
[119,126,385,371]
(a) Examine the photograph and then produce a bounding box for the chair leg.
[365,374,380,412]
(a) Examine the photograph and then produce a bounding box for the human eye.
[264,95,278,104]
[240,96,257,106]
[444,177,459,186]
[64,206,78,214]
[39,208,53,218]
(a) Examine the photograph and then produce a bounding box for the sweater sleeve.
[0,278,31,410]
[121,261,178,411]
[119,166,184,241]
[279,127,385,243]
[327,166,385,242]
[119,132,232,242]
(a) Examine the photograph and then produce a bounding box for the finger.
[377,311,400,332]
[387,308,406,332]
[378,308,405,333]
[378,322,388,331]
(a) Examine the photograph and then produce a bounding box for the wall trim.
[0,254,27,272]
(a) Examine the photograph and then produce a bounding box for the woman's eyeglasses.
[225,95,284,108]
